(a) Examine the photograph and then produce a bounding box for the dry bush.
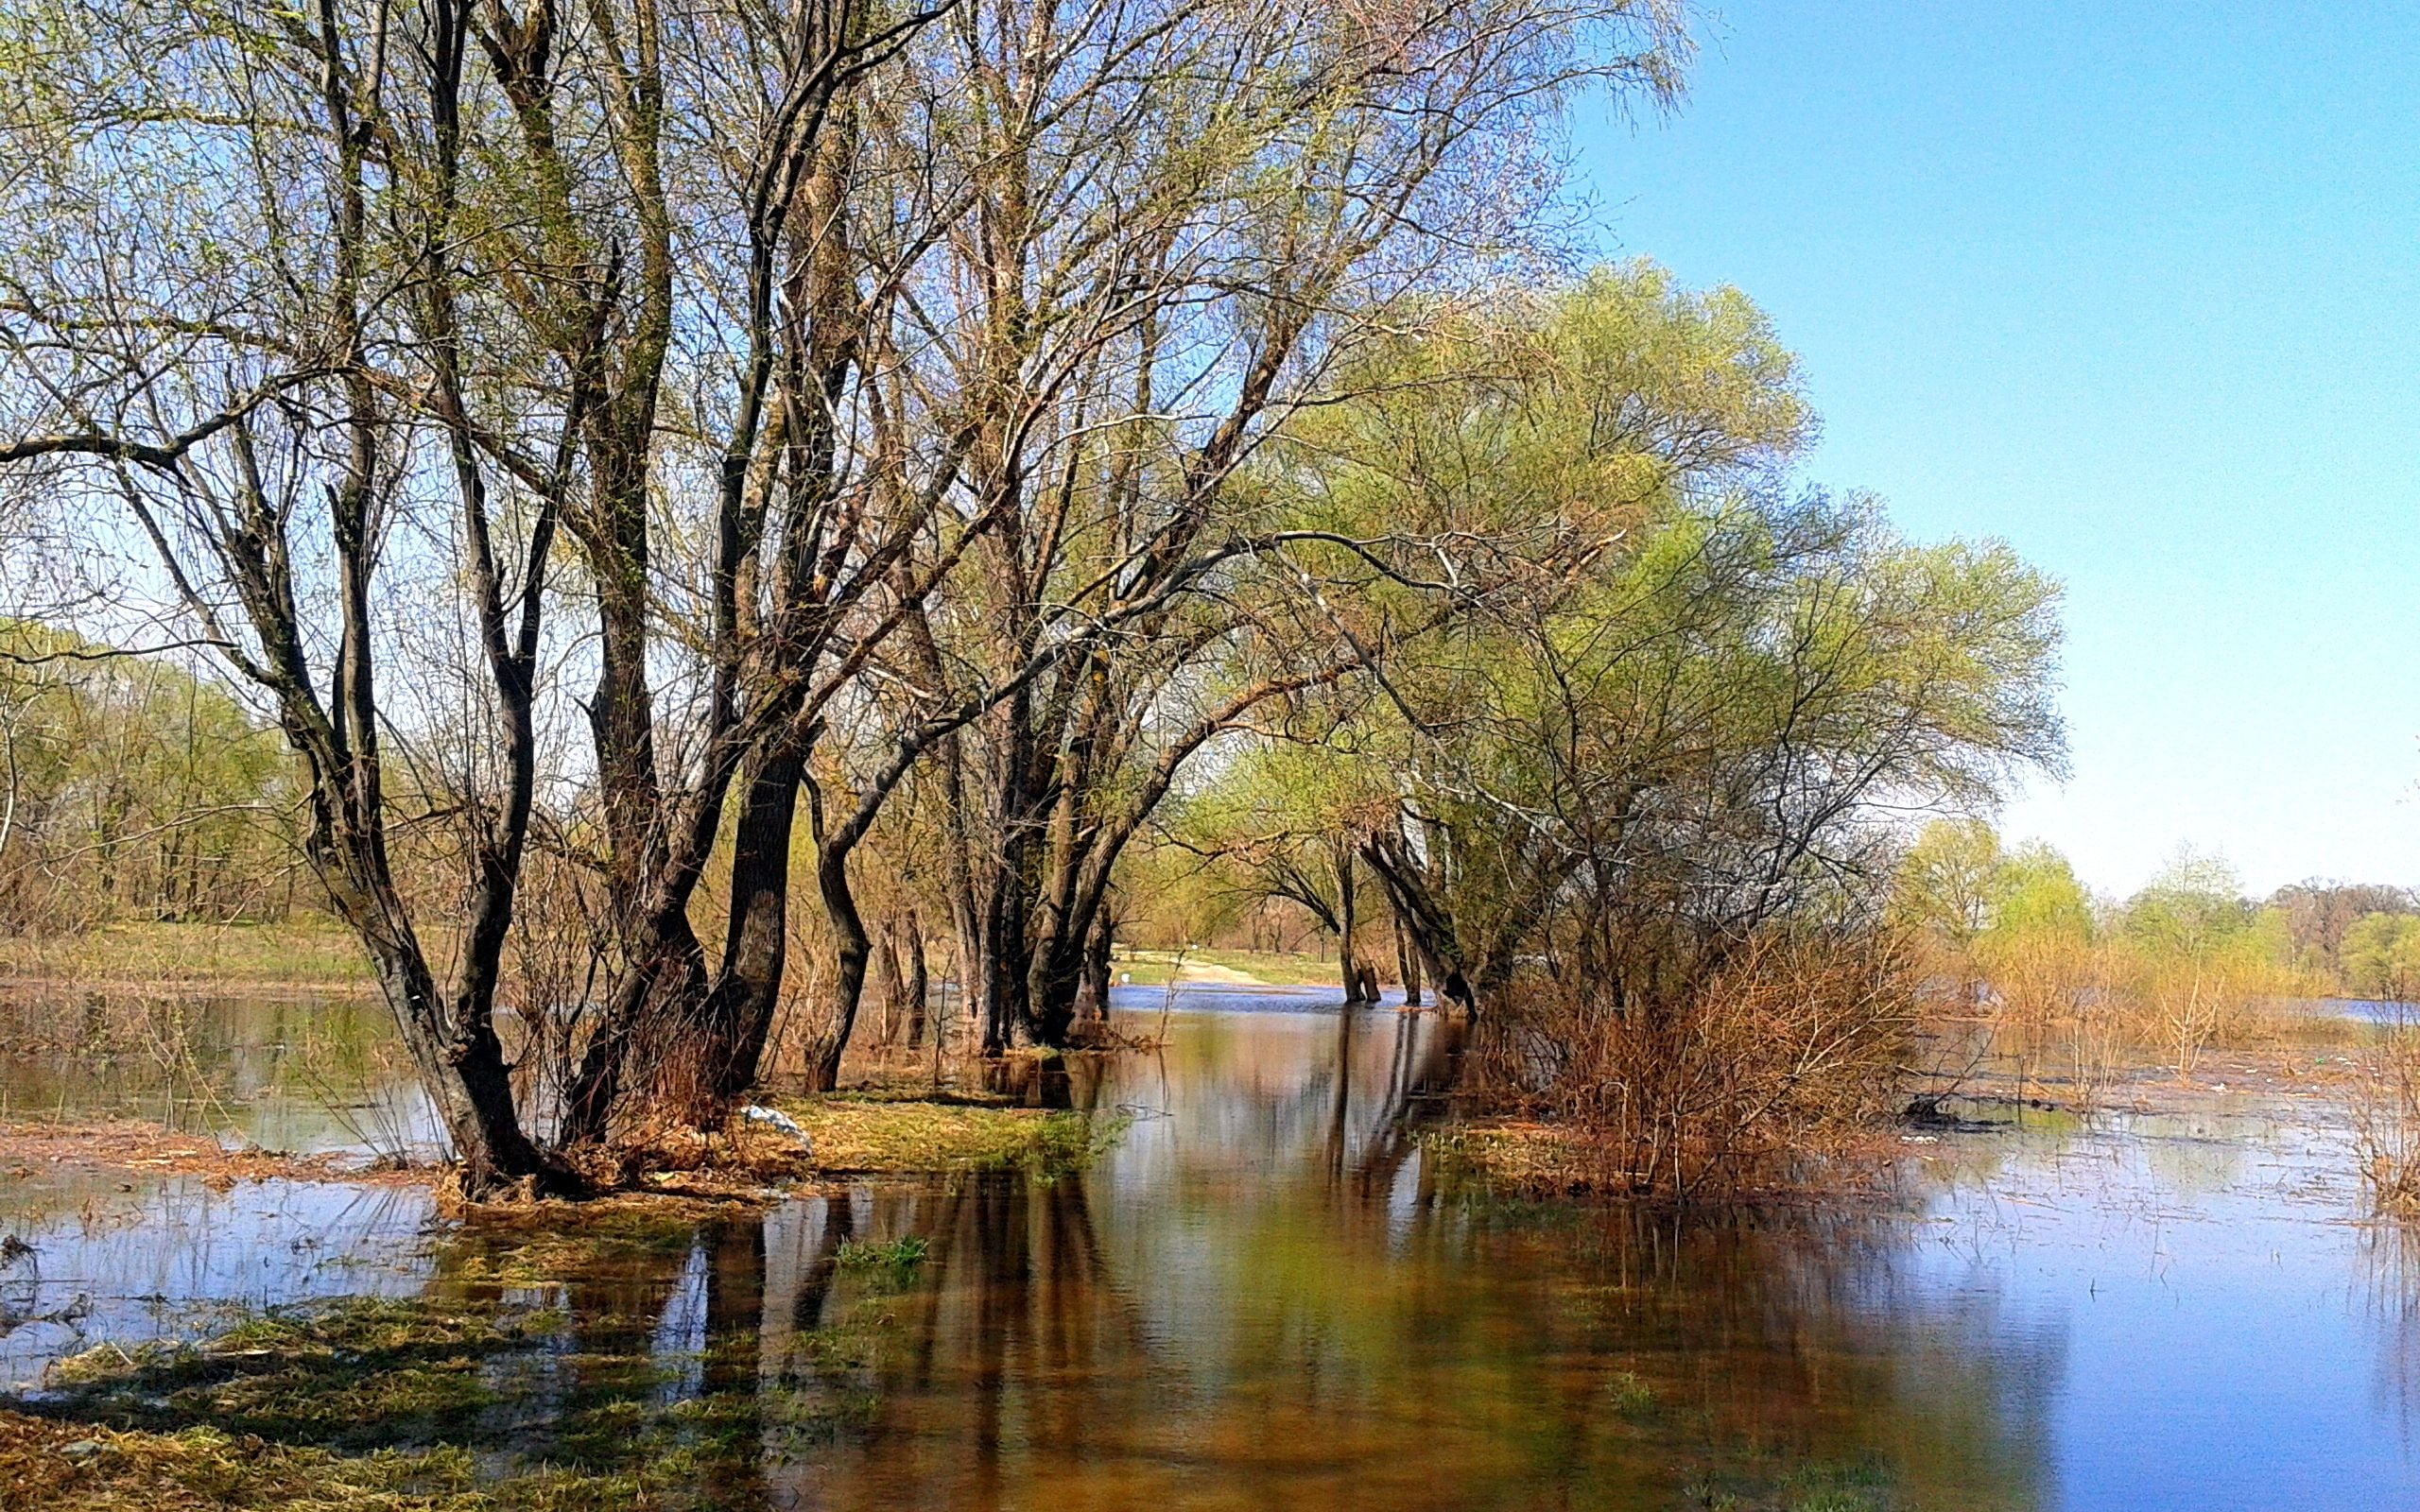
[1953,931,2310,1106]
[2095,938,2307,1079]
[1474,929,1918,1199]
[1971,928,2116,1108]
[2356,1010,2420,1216]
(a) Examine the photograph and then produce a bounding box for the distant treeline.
[0,621,299,930]
[1891,820,2417,1078]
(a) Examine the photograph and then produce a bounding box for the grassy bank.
[3,1246,924,1509]
[769,1091,1121,1179]
[0,1094,1131,1506]
[0,921,373,992]
[1112,947,1342,988]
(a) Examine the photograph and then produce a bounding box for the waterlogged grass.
[1682,1456,1898,1511]
[833,1233,929,1276]
[1421,1121,1599,1195]
[0,1409,674,1510]
[13,1230,928,1509]
[439,1202,710,1287]
[44,1297,561,1445]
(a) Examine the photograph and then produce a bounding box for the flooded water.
[2,986,2417,1508]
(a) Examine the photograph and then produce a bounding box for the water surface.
[0,986,2412,1509]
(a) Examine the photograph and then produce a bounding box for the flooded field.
[0,988,2412,1509]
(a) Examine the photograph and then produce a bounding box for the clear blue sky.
[1573,0,2420,899]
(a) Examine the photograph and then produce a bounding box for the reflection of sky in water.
[1908,1104,2419,1508]
[0,1176,433,1386]
[0,987,2416,1507]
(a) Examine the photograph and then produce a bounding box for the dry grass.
[768,1091,1098,1175]
[0,1120,421,1187]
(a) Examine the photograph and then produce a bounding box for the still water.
[0,986,2414,1509]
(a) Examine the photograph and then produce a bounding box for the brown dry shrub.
[1471,929,1918,1199]
[2356,1010,2420,1217]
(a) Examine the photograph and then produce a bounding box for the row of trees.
[0,0,1704,1187]
[0,0,2066,1191]
[1890,825,2376,1082]
[0,622,293,929]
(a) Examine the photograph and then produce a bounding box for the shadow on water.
[2,987,2418,1506]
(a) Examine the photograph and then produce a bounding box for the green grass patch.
[833,1234,928,1275]
[772,1093,1123,1177]
[44,1297,560,1446]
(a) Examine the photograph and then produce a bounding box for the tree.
[0,0,949,1176]
[2114,850,2297,1076]
[1299,271,2067,1021]
[1891,818,2006,1000]
[1170,738,1401,1002]
[0,0,1705,1177]
[2343,912,2420,1004]
[2272,880,2414,979]
[840,1,1696,1056]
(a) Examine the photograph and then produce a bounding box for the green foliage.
[2342,912,2420,1002]
[1236,264,2065,1008]
[1891,819,2006,949]
[2118,849,2256,954]
[1993,843,2093,939]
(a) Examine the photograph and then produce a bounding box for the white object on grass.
[741,1104,813,1152]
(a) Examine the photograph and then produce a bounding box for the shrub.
[1473,929,1917,1199]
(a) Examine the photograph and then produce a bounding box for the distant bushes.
[2343,913,2420,1003]
[1895,826,2317,1089]
[0,621,301,934]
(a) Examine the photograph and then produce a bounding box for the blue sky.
[1571,0,2420,898]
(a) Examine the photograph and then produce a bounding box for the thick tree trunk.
[672,744,806,1115]
[979,841,1032,1056]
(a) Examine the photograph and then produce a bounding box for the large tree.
[1184,265,2067,1020]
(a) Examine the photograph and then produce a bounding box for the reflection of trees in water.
[2361,1221,2420,1442]
[459,1009,2058,1509]
[0,991,425,1150]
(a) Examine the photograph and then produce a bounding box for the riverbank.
[0,921,1372,999]
[0,1090,1099,1213]
[0,922,375,995]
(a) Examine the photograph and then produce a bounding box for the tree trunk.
[902,909,929,1050]
[797,836,872,1092]
[872,917,907,1048]
[1072,908,1115,1023]
[1338,845,1372,1005]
